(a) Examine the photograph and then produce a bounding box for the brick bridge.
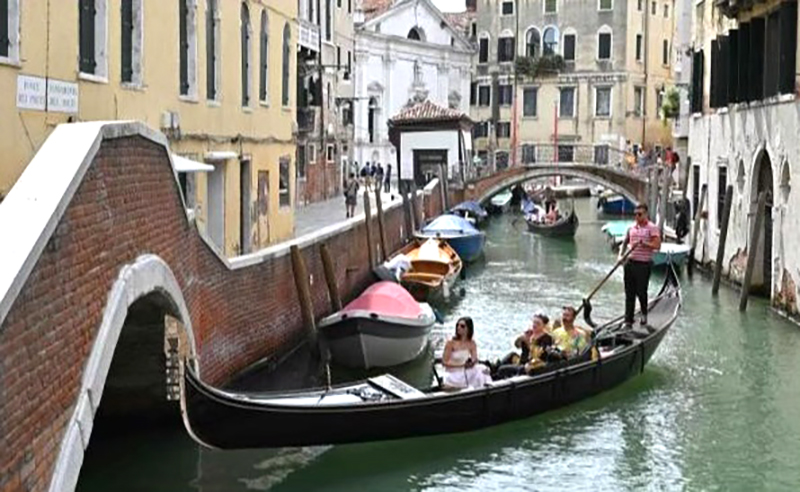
[459,160,651,206]
[0,122,436,492]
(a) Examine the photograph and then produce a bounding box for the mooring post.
[688,183,708,276]
[648,167,658,216]
[374,187,388,261]
[401,180,414,240]
[290,245,316,345]
[410,181,421,229]
[712,185,734,295]
[319,243,342,312]
[739,191,768,311]
[657,167,671,233]
[363,189,375,269]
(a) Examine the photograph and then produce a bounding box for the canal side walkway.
[292,188,404,239]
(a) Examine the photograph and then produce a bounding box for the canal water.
[78,198,800,492]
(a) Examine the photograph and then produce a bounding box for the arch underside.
[477,167,643,205]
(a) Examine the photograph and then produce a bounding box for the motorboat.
[416,214,486,262]
[316,281,435,369]
[597,193,636,215]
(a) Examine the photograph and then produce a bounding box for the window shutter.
[241,4,251,106]
[282,24,290,106]
[260,14,268,102]
[709,39,718,108]
[765,11,781,98]
[737,24,750,102]
[1,0,9,57]
[749,17,765,102]
[79,0,96,73]
[479,38,488,62]
[179,0,189,94]
[719,36,729,106]
[206,0,217,100]
[121,0,134,83]
[779,0,798,95]
[563,35,575,61]
[728,30,739,103]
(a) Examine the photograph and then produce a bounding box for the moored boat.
[653,243,691,266]
[486,190,513,214]
[316,281,436,369]
[449,200,488,227]
[526,208,579,237]
[598,193,636,215]
[180,269,682,450]
[416,214,486,262]
[602,221,687,266]
[396,238,462,302]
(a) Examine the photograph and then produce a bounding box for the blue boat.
[416,214,486,262]
[449,200,488,226]
[597,193,636,215]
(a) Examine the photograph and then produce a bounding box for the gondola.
[526,209,579,237]
[180,268,681,450]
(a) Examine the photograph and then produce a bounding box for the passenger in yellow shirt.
[551,306,591,358]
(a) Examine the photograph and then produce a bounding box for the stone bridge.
[461,163,651,206]
[0,122,434,492]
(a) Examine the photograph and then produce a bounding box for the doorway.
[239,159,252,254]
[413,149,448,188]
[207,163,226,250]
[751,150,773,295]
[256,170,270,246]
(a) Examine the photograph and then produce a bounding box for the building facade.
[354,0,475,186]
[296,0,355,204]
[687,0,799,311]
[0,0,298,256]
[469,0,675,169]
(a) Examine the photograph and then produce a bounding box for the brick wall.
[0,135,418,492]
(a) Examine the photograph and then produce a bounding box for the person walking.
[619,203,661,327]
[375,164,384,194]
[344,173,359,218]
[384,164,392,193]
[360,161,370,190]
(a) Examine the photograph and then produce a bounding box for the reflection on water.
[77,198,800,492]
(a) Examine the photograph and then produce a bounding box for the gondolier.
[619,203,661,327]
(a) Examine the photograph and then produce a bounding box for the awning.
[172,155,214,173]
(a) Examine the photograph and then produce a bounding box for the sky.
[431,0,467,13]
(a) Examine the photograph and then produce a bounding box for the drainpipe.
[642,0,649,147]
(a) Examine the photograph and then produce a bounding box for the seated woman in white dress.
[442,317,492,389]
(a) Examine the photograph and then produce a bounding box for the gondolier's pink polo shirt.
[626,221,660,263]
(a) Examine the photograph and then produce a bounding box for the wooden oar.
[576,243,639,316]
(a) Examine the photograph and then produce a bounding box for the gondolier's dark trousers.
[624,260,652,324]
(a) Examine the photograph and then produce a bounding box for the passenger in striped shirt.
[619,203,661,327]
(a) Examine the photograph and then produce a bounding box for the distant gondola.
[180,269,681,450]
[526,209,579,237]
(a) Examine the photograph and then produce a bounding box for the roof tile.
[390,100,470,123]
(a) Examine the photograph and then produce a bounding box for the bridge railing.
[519,144,653,179]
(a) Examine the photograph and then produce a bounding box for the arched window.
[408,27,425,41]
[368,97,378,143]
[597,25,612,60]
[240,3,251,106]
[259,10,269,102]
[525,28,541,58]
[282,23,291,106]
[543,26,559,55]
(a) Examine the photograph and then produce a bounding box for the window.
[469,82,477,106]
[337,0,341,8]
[346,51,352,80]
[543,27,559,55]
[336,45,341,68]
[638,0,643,11]
[471,22,476,38]
[595,87,611,117]
[297,144,306,179]
[279,156,291,208]
[241,3,252,107]
[408,27,423,40]
[206,0,219,100]
[597,28,612,60]
[664,3,669,17]
[544,0,557,14]
[478,36,489,63]
[496,122,511,138]
[779,1,798,96]
[691,164,700,217]
[325,0,332,41]
[526,28,541,58]
[348,0,351,13]
[501,0,514,15]
[178,0,197,96]
[662,39,669,65]
[258,11,269,103]
[599,0,612,11]
[690,49,704,112]
[594,145,609,164]
[559,87,575,117]
[523,88,538,117]
[522,145,536,163]
[558,145,574,162]
[282,23,291,106]
[79,0,108,77]
[651,1,656,15]
[563,33,576,61]
[498,36,515,62]
[326,144,335,162]
[478,84,490,106]
[656,88,664,116]
[342,100,353,125]
[472,121,489,138]
[634,86,644,116]
[496,151,509,169]
[717,166,727,228]
[308,144,317,165]
[636,34,643,61]
[120,0,143,85]
[498,84,513,106]
[368,97,378,143]
[0,0,19,61]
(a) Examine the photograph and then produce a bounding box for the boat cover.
[342,281,424,319]
[421,214,480,236]
[450,201,488,218]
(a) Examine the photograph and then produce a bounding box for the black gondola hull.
[526,210,579,237]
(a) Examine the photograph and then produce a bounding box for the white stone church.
[353,0,474,179]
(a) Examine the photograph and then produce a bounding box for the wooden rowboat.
[396,238,462,302]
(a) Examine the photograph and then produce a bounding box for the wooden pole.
[688,183,708,276]
[657,167,671,233]
[648,167,658,215]
[374,187,388,261]
[319,243,342,312]
[410,181,421,229]
[363,189,375,269]
[739,191,768,311]
[712,185,734,295]
[400,180,413,240]
[290,245,316,344]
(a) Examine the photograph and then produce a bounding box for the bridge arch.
[476,167,642,205]
[50,254,197,492]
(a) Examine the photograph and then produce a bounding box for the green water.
[78,199,800,492]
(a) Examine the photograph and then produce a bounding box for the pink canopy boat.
[318,281,435,369]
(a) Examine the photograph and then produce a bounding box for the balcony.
[299,20,320,52]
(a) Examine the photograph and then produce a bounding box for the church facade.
[353,0,474,184]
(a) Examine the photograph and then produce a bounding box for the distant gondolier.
[619,203,661,327]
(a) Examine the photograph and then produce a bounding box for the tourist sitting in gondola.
[442,317,492,389]
[551,306,592,358]
[544,204,560,224]
[492,312,560,378]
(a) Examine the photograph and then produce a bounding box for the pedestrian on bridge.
[619,203,661,327]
